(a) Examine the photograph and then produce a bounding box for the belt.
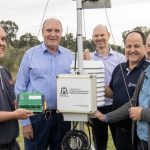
[44,109,57,120]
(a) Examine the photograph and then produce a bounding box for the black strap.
[131,70,146,150]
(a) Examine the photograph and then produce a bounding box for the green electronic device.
[17,91,46,112]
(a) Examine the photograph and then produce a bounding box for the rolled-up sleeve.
[15,51,31,126]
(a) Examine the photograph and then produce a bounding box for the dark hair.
[124,31,146,45]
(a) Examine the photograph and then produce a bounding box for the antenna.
[82,0,111,9]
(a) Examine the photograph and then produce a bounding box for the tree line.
[0,20,150,72]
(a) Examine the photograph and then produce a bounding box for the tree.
[122,26,150,42]
[14,33,40,49]
[83,38,95,52]
[110,44,124,54]
[60,33,76,51]
[60,33,97,52]
[0,20,18,46]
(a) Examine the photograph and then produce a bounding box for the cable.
[74,36,78,72]
[82,10,87,40]
[61,122,92,150]
[61,130,89,150]
[82,10,95,52]
[86,122,92,150]
[37,0,50,38]
[28,0,51,68]
[82,0,88,3]
[140,140,145,150]
[73,122,79,130]
[82,9,95,51]
[102,0,132,106]
[82,0,132,106]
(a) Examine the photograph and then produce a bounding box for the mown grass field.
[17,126,115,150]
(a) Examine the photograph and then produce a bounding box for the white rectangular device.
[57,74,97,114]
[57,60,105,121]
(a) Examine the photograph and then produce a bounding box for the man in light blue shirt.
[136,66,150,149]
[15,18,73,150]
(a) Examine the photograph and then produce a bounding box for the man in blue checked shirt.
[15,18,73,150]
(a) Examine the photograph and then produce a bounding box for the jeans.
[115,127,132,150]
[137,140,148,150]
[24,113,70,150]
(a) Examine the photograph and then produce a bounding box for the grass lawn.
[17,126,115,150]
[107,130,115,150]
[17,127,24,150]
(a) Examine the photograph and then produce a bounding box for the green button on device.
[17,91,46,112]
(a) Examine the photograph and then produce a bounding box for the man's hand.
[22,124,34,139]
[13,108,33,119]
[83,49,91,60]
[94,111,106,122]
[129,107,142,121]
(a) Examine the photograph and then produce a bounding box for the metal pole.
[76,0,83,74]
[76,0,84,132]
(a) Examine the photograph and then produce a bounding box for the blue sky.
[1,0,150,45]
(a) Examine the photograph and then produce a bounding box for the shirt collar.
[144,63,150,78]
[41,42,62,54]
[125,56,147,70]
[93,46,114,57]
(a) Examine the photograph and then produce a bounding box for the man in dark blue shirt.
[104,31,150,150]
[0,26,33,149]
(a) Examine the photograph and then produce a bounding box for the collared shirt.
[110,57,150,128]
[110,57,149,110]
[0,66,18,144]
[15,42,73,126]
[91,47,126,106]
[137,65,150,142]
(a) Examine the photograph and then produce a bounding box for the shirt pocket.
[30,67,48,80]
